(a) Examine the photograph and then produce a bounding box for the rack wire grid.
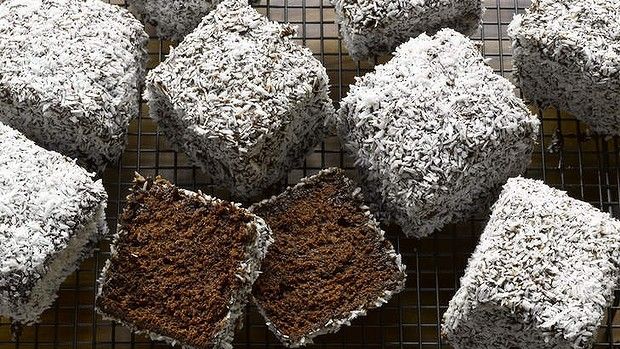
[2,0,620,348]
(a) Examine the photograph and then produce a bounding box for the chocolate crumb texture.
[0,121,108,324]
[336,28,540,238]
[96,174,272,349]
[251,168,406,347]
[331,0,484,60]
[0,0,148,172]
[442,177,620,349]
[508,0,620,136]
[144,0,335,201]
[129,0,260,42]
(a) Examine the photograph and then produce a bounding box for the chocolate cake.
[96,175,272,349]
[251,168,406,347]
[144,0,334,200]
[0,0,148,171]
[443,177,620,349]
[331,0,484,60]
[508,0,620,136]
[336,29,540,238]
[0,121,108,324]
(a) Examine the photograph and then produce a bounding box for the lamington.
[96,175,272,349]
[129,0,259,42]
[251,168,406,347]
[508,0,620,136]
[442,177,620,349]
[331,0,484,60]
[145,0,334,200]
[0,121,108,324]
[336,29,540,238]
[0,0,148,171]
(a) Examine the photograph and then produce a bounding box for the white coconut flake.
[508,0,620,136]
[145,0,335,200]
[128,0,260,42]
[442,177,620,349]
[330,0,484,60]
[0,0,148,171]
[336,29,540,238]
[0,121,108,324]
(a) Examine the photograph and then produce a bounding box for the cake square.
[331,0,484,60]
[0,121,108,324]
[336,29,540,238]
[251,168,406,347]
[129,0,259,41]
[96,175,273,349]
[0,0,148,171]
[508,0,620,136]
[442,177,620,349]
[145,0,334,200]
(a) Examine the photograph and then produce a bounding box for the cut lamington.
[129,0,259,41]
[508,0,620,136]
[96,175,273,349]
[336,29,540,238]
[443,177,620,349]
[145,0,334,200]
[0,0,148,171]
[0,121,108,324]
[251,168,406,347]
[331,0,484,60]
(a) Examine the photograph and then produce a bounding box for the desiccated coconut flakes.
[443,177,620,349]
[331,0,484,60]
[336,28,540,238]
[0,121,108,324]
[0,0,148,171]
[508,0,620,136]
[145,0,335,200]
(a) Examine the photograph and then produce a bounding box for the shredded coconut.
[443,177,620,349]
[336,29,540,238]
[508,0,620,136]
[0,0,148,171]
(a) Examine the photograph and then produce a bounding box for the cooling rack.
[2,0,620,348]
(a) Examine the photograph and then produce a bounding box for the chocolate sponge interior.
[252,170,404,343]
[97,178,256,348]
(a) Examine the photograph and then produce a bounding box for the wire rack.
[2,0,620,348]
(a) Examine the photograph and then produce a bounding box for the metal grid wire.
[2,0,620,347]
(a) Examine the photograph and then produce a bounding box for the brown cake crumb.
[96,175,272,349]
[251,168,406,347]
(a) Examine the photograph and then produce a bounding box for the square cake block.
[251,168,406,347]
[0,122,108,324]
[331,0,484,60]
[508,0,620,136]
[96,175,273,349]
[0,0,148,171]
[442,177,620,349]
[145,0,334,200]
[336,29,540,238]
[129,0,258,41]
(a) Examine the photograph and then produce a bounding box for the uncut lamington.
[0,121,108,324]
[96,175,272,349]
[442,177,620,349]
[336,29,540,238]
[508,0,620,136]
[251,168,406,347]
[129,0,259,42]
[0,0,148,171]
[331,0,484,60]
[145,0,334,200]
